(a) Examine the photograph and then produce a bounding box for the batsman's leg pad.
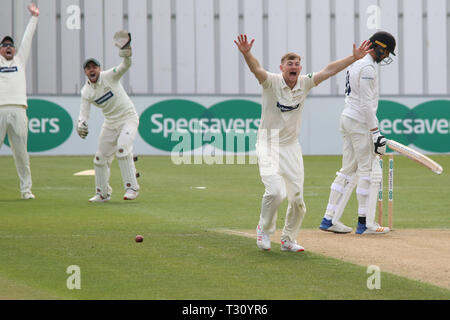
[325,172,347,215]
[356,176,370,216]
[116,145,139,191]
[365,158,383,228]
[330,172,357,224]
[94,154,110,197]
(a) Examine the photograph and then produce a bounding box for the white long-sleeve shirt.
[0,16,38,108]
[79,57,138,127]
[259,72,317,146]
[342,54,379,130]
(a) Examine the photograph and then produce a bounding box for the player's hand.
[114,30,132,57]
[234,34,255,55]
[77,120,89,139]
[114,30,131,49]
[353,40,373,60]
[119,47,132,57]
[28,3,39,17]
[372,129,386,155]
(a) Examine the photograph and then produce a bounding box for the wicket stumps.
[377,154,394,229]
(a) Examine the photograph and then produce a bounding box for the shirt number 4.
[344,70,351,96]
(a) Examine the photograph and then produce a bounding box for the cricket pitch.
[217,228,450,290]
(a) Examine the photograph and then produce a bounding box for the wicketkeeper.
[235,34,373,252]
[319,31,396,235]
[0,3,39,200]
[77,30,140,202]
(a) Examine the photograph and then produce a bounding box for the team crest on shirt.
[276,101,300,112]
[0,66,18,73]
[95,90,114,104]
[307,73,313,78]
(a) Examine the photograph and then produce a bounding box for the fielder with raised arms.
[319,31,397,235]
[77,30,139,202]
[0,3,39,200]
[235,34,373,252]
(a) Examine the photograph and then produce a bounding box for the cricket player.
[0,3,39,200]
[77,30,139,202]
[319,31,396,235]
[235,34,373,252]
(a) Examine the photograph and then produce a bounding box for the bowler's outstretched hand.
[353,40,373,60]
[234,34,255,55]
[28,3,39,17]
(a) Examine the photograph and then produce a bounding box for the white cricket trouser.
[97,118,138,159]
[94,117,139,194]
[339,116,374,176]
[0,106,32,194]
[325,115,375,218]
[256,141,306,243]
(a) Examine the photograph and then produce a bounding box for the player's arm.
[234,34,267,84]
[359,66,386,154]
[77,97,91,139]
[111,30,132,80]
[110,56,132,81]
[16,3,39,63]
[359,66,378,130]
[313,40,373,86]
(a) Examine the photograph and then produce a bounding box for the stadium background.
[0,0,449,155]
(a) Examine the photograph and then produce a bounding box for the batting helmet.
[369,31,396,64]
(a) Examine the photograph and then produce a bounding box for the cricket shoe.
[256,224,271,251]
[356,222,390,235]
[280,239,305,252]
[319,218,352,234]
[21,192,35,200]
[89,185,112,202]
[123,189,139,200]
[89,193,111,202]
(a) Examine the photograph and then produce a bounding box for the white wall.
[2,0,449,96]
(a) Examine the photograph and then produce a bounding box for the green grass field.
[0,154,449,300]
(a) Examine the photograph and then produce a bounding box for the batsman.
[319,31,397,235]
[77,30,139,202]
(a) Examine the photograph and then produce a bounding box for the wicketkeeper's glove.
[114,30,132,57]
[372,129,386,155]
[77,120,89,139]
[119,47,132,57]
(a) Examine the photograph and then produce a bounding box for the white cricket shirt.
[258,72,316,146]
[0,16,38,108]
[79,57,138,126]
[342,54,379,130]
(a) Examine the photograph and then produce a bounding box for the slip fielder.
[0,3,39,200]
[235,34,373,252]
[77,30,139,202]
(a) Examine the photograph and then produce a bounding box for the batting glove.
[372,129,386,155]
[77,120,89,139]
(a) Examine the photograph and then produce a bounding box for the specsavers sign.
[138,99,261,153]
[377,99,450,152]
[1,96,448,155]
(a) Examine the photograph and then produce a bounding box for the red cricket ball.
[135,235,143,243]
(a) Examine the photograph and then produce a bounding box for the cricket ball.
[135,235,143,243]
